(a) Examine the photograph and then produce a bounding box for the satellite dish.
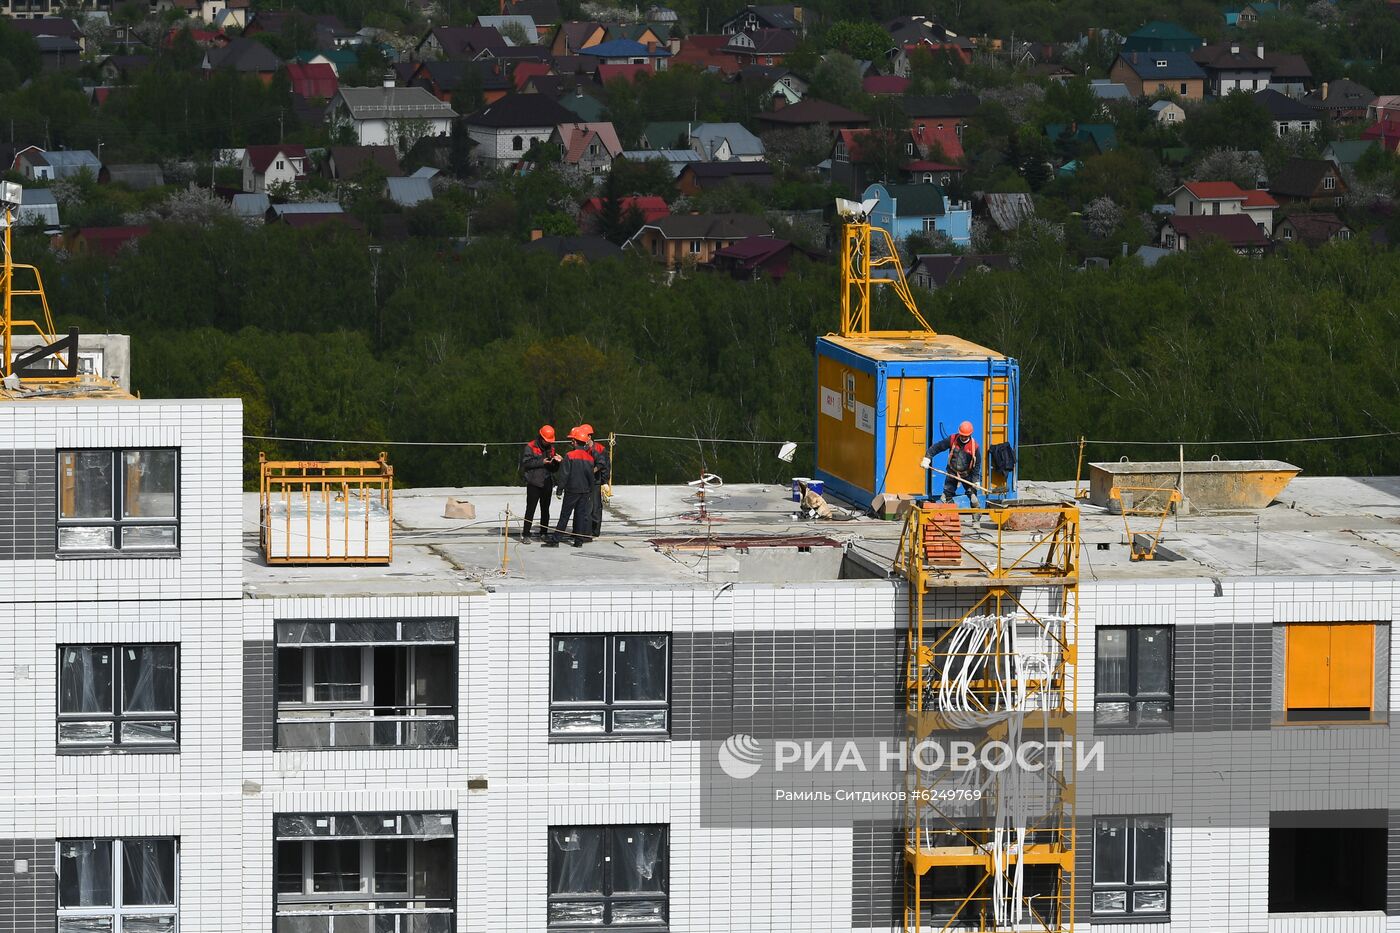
[860,197,879,216]
[835,197,880,220]
[777,442,797,462]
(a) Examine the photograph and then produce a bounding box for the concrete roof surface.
[241,476,1400,594]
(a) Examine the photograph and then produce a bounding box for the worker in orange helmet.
[921,420,981,507]
[520,424,562,541]
[579,424,610,540]
[545,426,597,548]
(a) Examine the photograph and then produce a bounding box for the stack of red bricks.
[921,502,962,565]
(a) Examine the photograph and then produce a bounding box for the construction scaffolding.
[897,503,1080,933]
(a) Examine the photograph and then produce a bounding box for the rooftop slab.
[241,476,1400,595]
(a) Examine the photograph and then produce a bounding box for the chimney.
[530,228,544,240]
[1321,81,1329,100]
[1256,43,1264,59]
[772,91,786,110]
[383,71,395,87]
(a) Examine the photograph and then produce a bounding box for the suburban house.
[1161,214,1270,255]
[756,98,870,132]
[863,182,973,248]
[476,14,541,44]
[710,236,812,280]
[325,145,402,180]
[14,187,60,228]
[578,39,670,70]
[285,62,339,100]
[1324,139,1378,170]
[830,127,964,196]
[172,0,249,25]
[241,144,308,192]
[616,148,700,176]
[550,21,607,55]
[675,161,775,196]
[739,65,807,105]
[99,54,152,84]
[1303,79,1375,123]
[522,233,623,263]
[1191,43,1271,95]
[1090,79,1131,103]
[719,4,803,35]
[902,93,978,138]
[863,75,910,96]
[624,213,774,268]
[1169,181,1277,234]
[577,195,670,232]
[411,61,511,106]
[13,148,101,181]
[1255,88,1317,135]
[906,253,1013,290]
[669,35,741,74]
[1149,100,1185,124]
[552,122,624,175]
[1226,2,1279,27]
[1360,117,1400,152]
[327,87,457,151]
[1268,158,1348,207]
[1109,52,1205,100]
[62,226,151,258]
[7,17,85,53]
[245,11,356,47]
[1274,212,1352,247]
[415,25,507,60]
[202,37,282,83]
[1122,21,1202,54]
[462,93,574,168]
[1045,123,1117,155]
[721,28,797,66]
[688,123,765,161]
[98,164,165,189]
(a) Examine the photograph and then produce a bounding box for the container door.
[883,377,928,496]
[929,377,984,502]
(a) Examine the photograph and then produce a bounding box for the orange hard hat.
[567,426,590,443]
[579,423,594,437]
[958,420,974,436]
[539,425,556,443]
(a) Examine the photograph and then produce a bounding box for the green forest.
[13,220,1398,490]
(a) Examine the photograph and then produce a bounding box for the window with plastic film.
[273,811,456,933]
[548,825,668,927]
[1092,816,1169,916]
[57,449,178,554]
[57,645,179,751]
[1094,627,1173,730]
[57,837,178,932]
[274,619,457,749]
[550,634,670,736]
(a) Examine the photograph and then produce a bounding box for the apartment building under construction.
[2,189,1399,933]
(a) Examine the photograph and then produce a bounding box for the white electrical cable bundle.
[926,613,1068,928]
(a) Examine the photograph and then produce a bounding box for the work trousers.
[942,472,979,503]
[523,483,552,536]
[553,491,591,543]
[589,486,603,538]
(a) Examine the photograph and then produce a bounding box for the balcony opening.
[1269,814,1385,913]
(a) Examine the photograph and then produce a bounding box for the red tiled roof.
[909,121,964,162]
[1241,189,1278,208]
[863,75,911,95]
[580,195,670,223]
[513,60,554,89]
[285,62,338,100]
[245,144,307,175]
[597,63,651,83]
[671,34,739,74]
[77,226,150,257]
[1181,181,1247,200]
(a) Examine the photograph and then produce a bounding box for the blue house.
[862,183,972,247]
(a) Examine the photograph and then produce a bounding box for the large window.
[58,837,178,932]
[275,619,457,749]
[58,645,178,750]
[274,812,455,933]
[1092,816,1169,916]
[58,449,178,553]
[1094,627,1172,729]
[548,825,668,927]
[550,634,670,736]
[1269,814,1385,912]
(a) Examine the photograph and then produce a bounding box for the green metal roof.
[885,183,947,217]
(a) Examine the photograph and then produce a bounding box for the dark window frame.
[56,643,180,753]
[1094,626,1174,730]
[56,447,180,555]
[273,618,459,751]
[1092,815,1170,917]
[549,634,672,738]
[548,823,669,928]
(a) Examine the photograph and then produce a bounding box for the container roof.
[821,332,1006,361]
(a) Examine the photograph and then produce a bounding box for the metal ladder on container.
[983,365,1012,495]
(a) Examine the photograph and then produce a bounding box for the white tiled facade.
[3,398,1400,932]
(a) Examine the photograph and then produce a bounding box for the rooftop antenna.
[833,196,935,337]
[1,181,78,383]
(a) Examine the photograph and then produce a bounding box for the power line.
[1020,431,1400,449]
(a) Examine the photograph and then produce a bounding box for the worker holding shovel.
[921,420,982,507]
